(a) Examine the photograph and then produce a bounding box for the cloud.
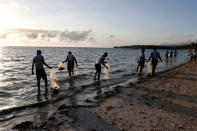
[10,0,30,10]
[0,28,93,42]
[109,35,115,38]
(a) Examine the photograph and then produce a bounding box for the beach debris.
[58,104,67,111]
[58,62,65,70]
[50,69,60,91]
[141,91,148,97]
[48,115,55,120]
[13,121,33,129]
[105,105,114,111]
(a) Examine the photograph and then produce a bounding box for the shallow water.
[0,46,188,111]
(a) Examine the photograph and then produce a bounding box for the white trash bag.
[146,62,152,75]
[50,69,60,90]
[58,62,65,70]
[104,63,110,79]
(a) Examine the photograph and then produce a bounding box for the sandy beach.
[91,61,197,130]
[3,61,197,131]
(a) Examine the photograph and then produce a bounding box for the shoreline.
[0,61,196,130]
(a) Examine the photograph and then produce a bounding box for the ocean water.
[0,46,189,111]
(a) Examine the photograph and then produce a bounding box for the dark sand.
[2,62,197,131]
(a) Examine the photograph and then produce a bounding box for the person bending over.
[94,52,108,80]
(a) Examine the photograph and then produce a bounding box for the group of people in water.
[165,50,177,59]
[32,48,196,91]
[32,50,109,90]
[137,47,162,76]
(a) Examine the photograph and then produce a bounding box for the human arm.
[74,57,78,66]
[102,61,108,69]
[43,60,52,69]
[158,53,162,62]
[32,59,35,75]
[42,57,52,69]
[147,53,152,62]
[62,57,68,63]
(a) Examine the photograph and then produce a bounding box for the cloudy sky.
[0,0,197,47]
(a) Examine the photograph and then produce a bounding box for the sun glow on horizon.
[0,5,19,34]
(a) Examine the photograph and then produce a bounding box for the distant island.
[114,42,197,50]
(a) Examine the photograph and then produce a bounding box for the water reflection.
[0,47,3,87]
[68,77,75,88]
[37,88,49,102]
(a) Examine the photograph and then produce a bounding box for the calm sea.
[0,46,188,111]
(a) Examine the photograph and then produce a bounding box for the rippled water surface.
[0,46,189,111]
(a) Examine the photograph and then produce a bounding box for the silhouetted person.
[165,50,169,59]
[62,51,78,76]
[32,50,52,90]
[147,48,162,75]
[188,50,195,62]
[94,52,108,80]
[174,50,177,57]
[137,48,146,76]
[170,50,173,58]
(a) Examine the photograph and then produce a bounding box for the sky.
[0,0,197,47]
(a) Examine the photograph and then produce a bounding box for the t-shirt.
[139,53,145,62]
[33,55,44,69]
[67,54,75,61]
[151,51,160,60]
[96,55,105,65]
[190,52,194,57]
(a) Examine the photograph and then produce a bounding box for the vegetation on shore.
[114,42,197,50]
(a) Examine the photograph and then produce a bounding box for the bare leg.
[44,77,48,90]
[68,70,72,76]
[152,66,156,75]
[72,69,74,75]
[97,72,101,80]
[94,72,98,80]
[137,64,139,71]
[139,66,143,76]
[37,80,40,90]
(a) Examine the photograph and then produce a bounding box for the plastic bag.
[104,63,110,79]
[50,69,60,90]
[58,62,65,70]
[146,62,152,75]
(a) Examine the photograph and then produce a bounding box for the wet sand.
[2,62,197,130]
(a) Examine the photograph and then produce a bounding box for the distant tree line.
[114,42,197,50]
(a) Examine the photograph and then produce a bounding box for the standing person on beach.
[62,51,78,76]
[170,50,173,58]
[188,50,195,62]
[137,48,146,76]
[32,50,52,90]
[165,50,169,59]
[147,48,162,75]
[174,50,177,57]
[94,52,108,80]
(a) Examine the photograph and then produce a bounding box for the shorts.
[139,61,145,68]
[152,59,158,69]
[95,64,101,72]
[67,61,74,72]
[36,68,47,81]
